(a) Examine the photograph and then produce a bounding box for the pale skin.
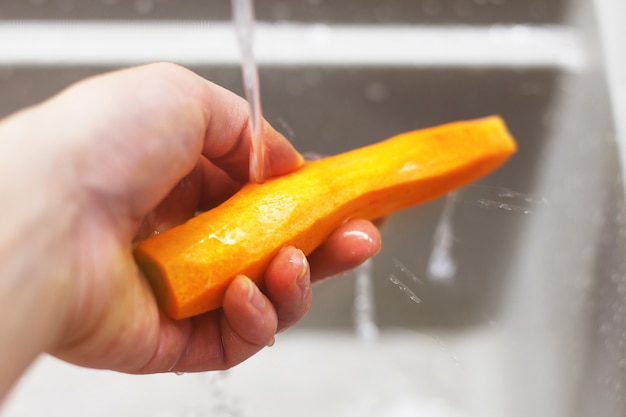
[0,63,381,401]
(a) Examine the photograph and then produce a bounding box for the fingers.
[133,275,278,373]
[204,114,304,181]
[134,220,377,373]
[135,248,313,373]
[142,278,281,373]
[134,157,245,240]
[175,248,313,370]
[263,247,312,331]
[196,157,245,211]
[307,218,382,282]
[217,276,278,367]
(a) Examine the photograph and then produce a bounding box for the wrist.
[0,110,79,401]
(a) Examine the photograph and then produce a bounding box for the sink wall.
[0,0,569,24]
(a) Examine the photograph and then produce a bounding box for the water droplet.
[392,258,424,286]
[389,274,422,304]
[301,152,325,161]
[434,337,463,367]
[476,199,532,214]
[175,371,185,376]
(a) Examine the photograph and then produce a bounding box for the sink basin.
[1,0,625,416]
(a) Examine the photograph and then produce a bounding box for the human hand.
[0,63,380,393]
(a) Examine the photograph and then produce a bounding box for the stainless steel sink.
[0,0,570,24]
[1,0,625,416]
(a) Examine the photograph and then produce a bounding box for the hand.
[0,63,380,397]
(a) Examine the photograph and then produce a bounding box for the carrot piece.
[134,115,517,319]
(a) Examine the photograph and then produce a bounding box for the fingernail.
[243,275,266,312]
[343,229,382,257]
[342,230,376,245]
[292,249,310,293]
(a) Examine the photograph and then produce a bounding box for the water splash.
[434,337,463,368]
[392,258,424,286]
[459,184,548,214]
[388,274,422,304]
[427,191,458,282]
[200,371,241,417]
[232,0,265,183]
[476,199,533,214]
[354,259,379,342]
[388,259,424,303]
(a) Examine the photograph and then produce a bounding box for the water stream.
[183,4,266,416]
[427,191,459,282]
[232,0,265,183]
[354,259,380,342]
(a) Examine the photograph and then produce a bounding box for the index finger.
[196,81,304,181]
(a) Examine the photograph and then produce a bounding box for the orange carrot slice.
[134,115,517,319]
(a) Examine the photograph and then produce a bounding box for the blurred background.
[1,1,625,416]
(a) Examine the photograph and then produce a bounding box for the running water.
[354,259,380,342]
[232,0,265,183]
[389,258,423,304]
[427,191,458,282]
